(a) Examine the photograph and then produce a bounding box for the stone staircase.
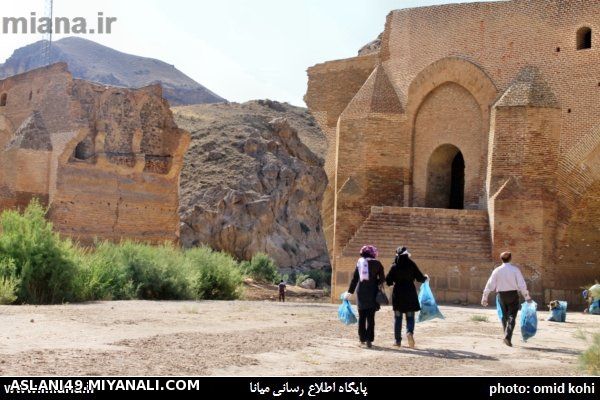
[342,206,493,263]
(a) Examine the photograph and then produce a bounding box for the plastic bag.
[547,301,567,322]
[589,300,600,315]
[338,293,357,325]
[417,281,444,322]
[376,288,389,306]
[520,300,538,342]
[496,295,503,321]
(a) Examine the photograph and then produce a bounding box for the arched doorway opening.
[425,144,465,209]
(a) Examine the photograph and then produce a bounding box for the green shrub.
[186,247,243,300]
[295,273,309,286]
[73,240,188,301]
[0,201,78,304]
[106,241,188,300]
[0,276,18,304]
[288,272,297,285]
[243,253,279,283]
[74,243,135,301]
[580,333,600,375]
[0,200,252,303]
[0,258,18,304]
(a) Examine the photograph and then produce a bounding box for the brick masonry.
[0,63,190,244]
[305,0,600,304]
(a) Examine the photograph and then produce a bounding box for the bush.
[0,258,18,304]
[186,247,243,300]
[580,333,600,375]
[243,253,279,283]
[307,269,332,288]
[0,276,18,304]
[100,241,189,300]
[74,243,135,301]
[295,273,309,286]
[74,241,188,301]
[0,200,251,303]
[0,201,78,304]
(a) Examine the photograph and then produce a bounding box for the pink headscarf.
[360,245,378,258]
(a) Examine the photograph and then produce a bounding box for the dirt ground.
[0,296,597,376]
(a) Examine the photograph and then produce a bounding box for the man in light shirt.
[481,251,532,347]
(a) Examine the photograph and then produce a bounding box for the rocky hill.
[173,100,329,271]
[0,37,224,106]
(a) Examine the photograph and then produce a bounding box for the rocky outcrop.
[173,101,329,270]
[358,33,382,56]
[0,37,225,106]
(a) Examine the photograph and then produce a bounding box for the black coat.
[385,255,426,312]
[348,259,385,311]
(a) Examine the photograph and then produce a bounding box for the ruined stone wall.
[307,0,600,303]
[0,63,189,244]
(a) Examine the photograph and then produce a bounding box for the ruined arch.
[408,58,497,209]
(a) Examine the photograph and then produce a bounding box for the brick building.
[0,63,190,244]
[305,0,600,304]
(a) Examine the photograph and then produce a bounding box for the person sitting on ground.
[584,282,600,314]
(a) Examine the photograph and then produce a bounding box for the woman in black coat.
[385,246,427,348]
[346,245,385,348]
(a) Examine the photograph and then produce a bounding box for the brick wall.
[0,63,190,245]
[306,0,600,303]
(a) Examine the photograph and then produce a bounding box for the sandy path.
[0,301,596,376]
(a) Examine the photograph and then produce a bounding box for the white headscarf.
[357,257,370,282]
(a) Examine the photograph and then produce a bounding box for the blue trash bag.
[338,294,357,325]
[520,300,538,342]
[417,281,444,322]
[589,300,600,315]
[496,295,503,321]
[548,301,567,322]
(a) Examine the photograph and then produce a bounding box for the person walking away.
[344,245,385,348]
[481,251,532,347]
[278,280,286,302]
[385,246,427,348]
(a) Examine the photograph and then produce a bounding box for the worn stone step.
[342,207,493,262]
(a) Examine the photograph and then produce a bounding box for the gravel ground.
[0,301,596,376]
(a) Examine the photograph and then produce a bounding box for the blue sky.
[0,1,497,105]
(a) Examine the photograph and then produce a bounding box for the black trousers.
[498,290,520,342]
[358,308,376,343]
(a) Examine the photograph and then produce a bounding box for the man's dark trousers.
[498,290,520,343]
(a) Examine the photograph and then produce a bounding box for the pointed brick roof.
[496,66,560,108]
[6,111,52,150]
[342,65,404,117]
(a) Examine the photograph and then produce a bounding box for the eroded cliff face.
[0,63,189,243]
[174,101,329,270]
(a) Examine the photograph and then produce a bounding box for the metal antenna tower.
[41,0,54,66]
